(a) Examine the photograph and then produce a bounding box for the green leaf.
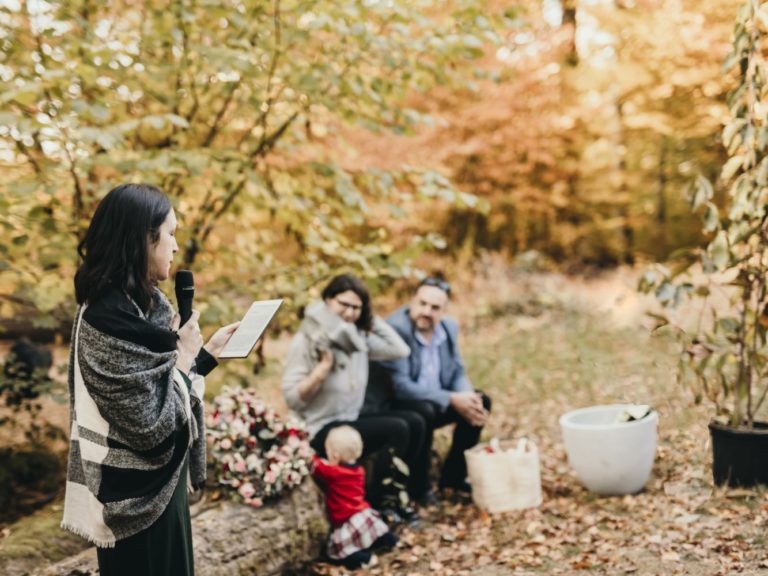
[392,455,410,475]
[655,282,675,304]
[721,155,744,182]
[691,176,713,209]
[723,50,740,73]
[717,317,740,335]
[709,231,730,271]
[646,312,669,331]
[722,118,746,152]
[703,202,719,233]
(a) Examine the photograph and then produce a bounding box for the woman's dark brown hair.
[321,274,373,332]
[75,183,172,312]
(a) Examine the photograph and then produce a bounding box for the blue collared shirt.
[415,323,447,392]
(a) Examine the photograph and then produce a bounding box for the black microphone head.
[175,269,195,298]
[175,270,195,326]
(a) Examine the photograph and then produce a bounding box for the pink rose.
[238,482,255,499]
[246,454,262,472]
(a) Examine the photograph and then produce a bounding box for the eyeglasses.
[334,297,362,313]
[420,277,451,296]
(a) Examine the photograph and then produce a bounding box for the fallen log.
[35,480,328,576]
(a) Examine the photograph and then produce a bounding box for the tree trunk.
[657,137,668,224]
[615,100,635,265]
[562,0,579,67]
[35,480,329,576]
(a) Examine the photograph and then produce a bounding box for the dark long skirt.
[96,461,194,576]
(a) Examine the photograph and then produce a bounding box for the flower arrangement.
[207,386,312,508]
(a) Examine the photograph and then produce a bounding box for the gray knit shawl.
[61,288,206,547]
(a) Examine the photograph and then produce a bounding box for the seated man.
[368,277,491,501]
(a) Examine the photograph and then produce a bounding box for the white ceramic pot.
[559,404,658,496]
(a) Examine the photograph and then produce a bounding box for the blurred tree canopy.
[347,0,740,268]
[441,0,739,267]
[0,0,504,331]
[0,0,750,334]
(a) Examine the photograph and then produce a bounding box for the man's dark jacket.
[363,305,473,414]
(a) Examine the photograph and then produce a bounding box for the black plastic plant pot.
[709,421,768,487]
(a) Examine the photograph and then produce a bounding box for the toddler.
[312,426,398,569]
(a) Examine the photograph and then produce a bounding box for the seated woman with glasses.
[282,274,426,519]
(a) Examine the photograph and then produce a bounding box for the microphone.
[175,270,195,327]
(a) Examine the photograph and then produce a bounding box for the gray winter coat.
[282,301,409,436]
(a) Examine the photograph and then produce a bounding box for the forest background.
[0,0,760,574]
[0,0,739,334]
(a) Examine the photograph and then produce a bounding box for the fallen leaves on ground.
[310,270,768,575]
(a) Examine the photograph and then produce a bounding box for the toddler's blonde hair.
[325,425,363,464]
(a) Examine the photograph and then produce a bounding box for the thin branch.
[201,80,241,147]
[199,178,247,245]
[184,192,218,264]
[173,0,187,116]
[183,110,297,264]
[237,83,288,149]
[250,111,299,159]
[137,0,149,59]
[261,0,283,133]
[14,140,43,175]
[740,4,763,424]
[262,163,280,204]
[749,277,765,422]
[174,0,203,123]
[77,0,94,61]
[0,293,30,306]
[239,0,284,149]
[747,278,759,426]
[9,99,38,116]
[22,2,86,231]
[65,146,86,227]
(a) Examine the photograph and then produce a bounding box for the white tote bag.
[465,438,543,513]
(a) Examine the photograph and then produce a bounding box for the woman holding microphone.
[61,183,238,576]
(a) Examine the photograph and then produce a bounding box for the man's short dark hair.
[418,276,451,297]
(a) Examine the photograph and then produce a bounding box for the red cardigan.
[312,455,370,527]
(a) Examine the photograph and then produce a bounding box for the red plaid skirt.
[327,508,391,560]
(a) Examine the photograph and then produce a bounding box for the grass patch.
[462,304,681,432]
[0,496,88,573]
